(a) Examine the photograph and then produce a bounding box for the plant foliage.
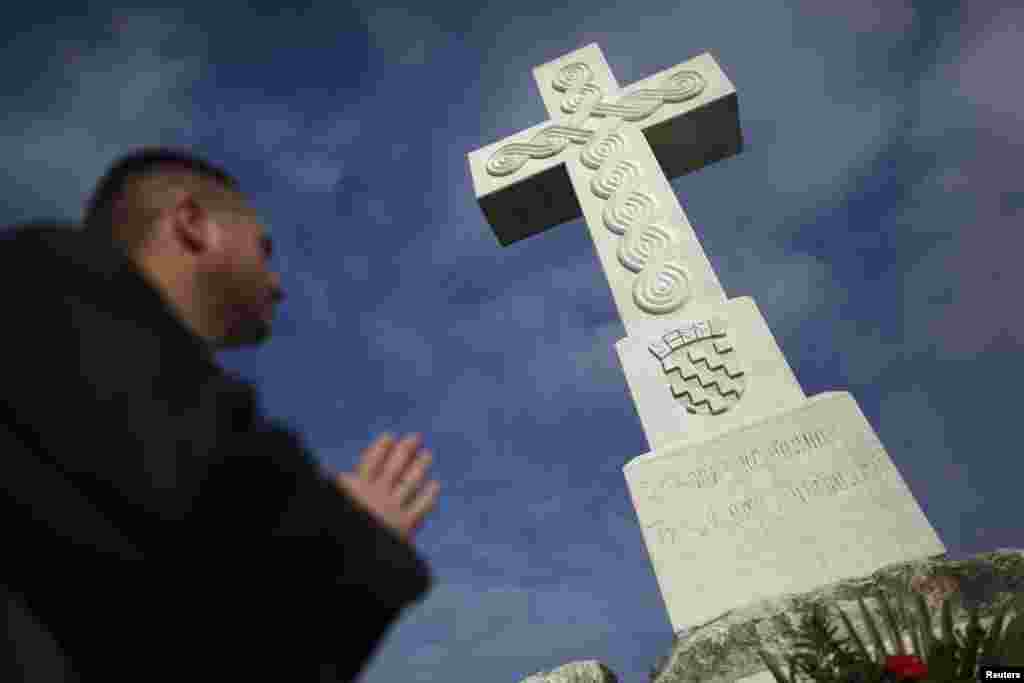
[757,588,1024,683]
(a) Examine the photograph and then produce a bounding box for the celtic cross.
[468,43,742,336]
[467,44,945,636]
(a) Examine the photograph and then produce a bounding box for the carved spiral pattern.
[661,70,706,102]
[552,62,594,92]
[485,148,527,176]
[484,60,708,316]
[601,91,665,121]
[486,64,704,179]
[602,187,660,236]
[587,125,689,314]
[533,128,571,155]
[619,222,679,273]
[485,127,572,176]
[591,158,642,199]
[580,130,626,170]
[632,260,691,314]
[560,83,602,116]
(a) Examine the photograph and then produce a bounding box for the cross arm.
[467,50,743,248]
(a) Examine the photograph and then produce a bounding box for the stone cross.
[467,43,945,634]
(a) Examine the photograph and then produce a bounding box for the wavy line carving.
[485,61,705,315]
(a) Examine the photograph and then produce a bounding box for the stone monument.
[467,42,945,640]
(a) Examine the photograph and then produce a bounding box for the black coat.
[0,222,432,682]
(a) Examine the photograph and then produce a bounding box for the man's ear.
[174,195,222,253]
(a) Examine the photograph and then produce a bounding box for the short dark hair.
[83,147,244,251]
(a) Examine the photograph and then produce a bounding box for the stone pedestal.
[623,386,946,632]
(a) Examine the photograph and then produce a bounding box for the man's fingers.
[382,433,422,487]
[395,450,432,502]
[405,479,440,527]
[358,433,394,481]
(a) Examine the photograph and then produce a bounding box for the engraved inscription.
[737,426,841,471]
[644,520,683,546]
[636,424,842,504]
[642,451,895,547]
[646,493,779,539]
[787,451,890,504]
[724,494,773,524]
[633,466,719,506]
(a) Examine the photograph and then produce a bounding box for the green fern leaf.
[981,601,1011,661]
[837,604,870,660]
[786,653,802,683]
[940,597,957,647]
[909,615,925,658]
[957,605,983,679]
[758,648,791,683]
[913,593,936,660]
[792,603,849,677]
[896,591,914,653]
[926,638,961,682]
[858,596,888,662]
[997,612,1024,666]
[877,590,907,656]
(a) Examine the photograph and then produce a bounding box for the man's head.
[83,147,284,351]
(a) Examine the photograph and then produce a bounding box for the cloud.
[190,99,361,193]
[954,7,1024,131]
[422,367,506,467]
[358,313,437,380]
[876,385,985,523]
[429,257,626,422]
[279,154,347,191]
[830,315,908,388]
[0,10,206,223]
[357,6,452,66]
[794,0,916,33]
[292,269,340,331]
[719,244,839,342]
[363,579,619,683]
[895,8,1024,357]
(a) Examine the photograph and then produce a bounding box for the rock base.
[516,549,1024,683]
[519,660,619,683]
[651,548,1024,683]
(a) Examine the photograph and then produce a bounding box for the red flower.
[885,655,929,680]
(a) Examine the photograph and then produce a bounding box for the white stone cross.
[467,43,945,635]
[468,44,739,338]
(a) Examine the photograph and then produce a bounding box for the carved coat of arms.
[647,317,746,415]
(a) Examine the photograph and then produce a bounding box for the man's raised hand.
[334,433,440,544]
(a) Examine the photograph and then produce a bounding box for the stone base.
[624,391,946,632]
[519,660,619,683]
[650,548,1024,683]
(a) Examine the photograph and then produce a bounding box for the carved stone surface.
[616,298,805,453]
[624,391,945,632]
[518,660,619,683]
[649,549,1024,683]
[467,45,741,334]
[649,316,746,415]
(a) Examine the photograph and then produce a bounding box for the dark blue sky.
[2,1,1020,681]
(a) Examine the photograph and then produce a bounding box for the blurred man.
[1,147,440,682]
